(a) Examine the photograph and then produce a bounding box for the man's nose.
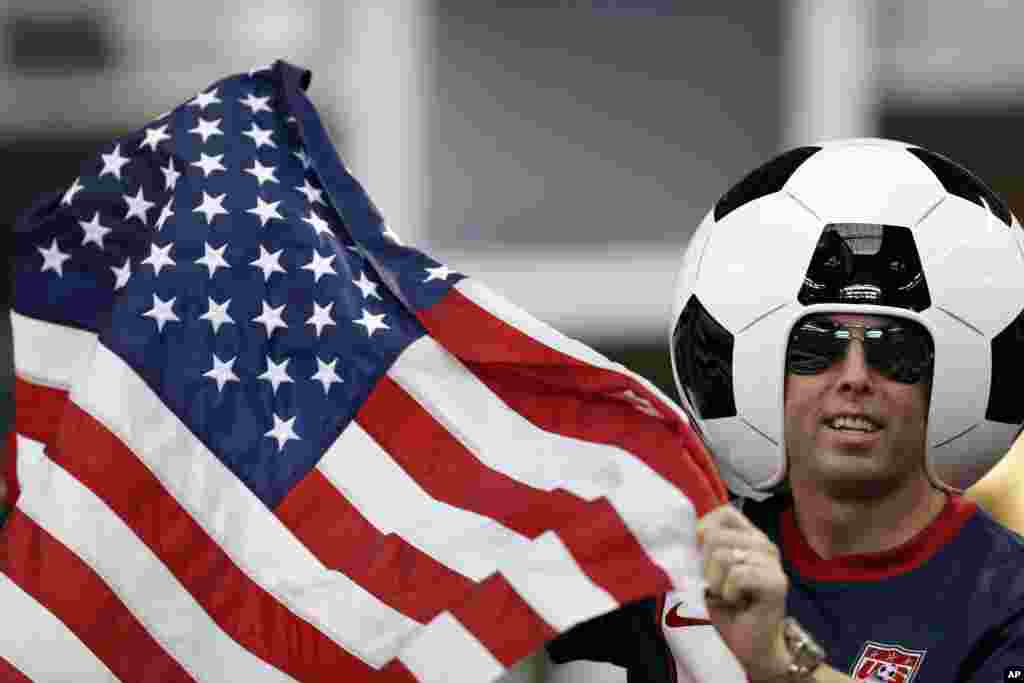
[834,339,873,391]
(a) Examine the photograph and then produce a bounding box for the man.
[548,138,1024,681]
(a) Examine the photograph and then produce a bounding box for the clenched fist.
[697,503,792,681]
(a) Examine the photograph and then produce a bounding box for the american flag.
[0,61,726,682]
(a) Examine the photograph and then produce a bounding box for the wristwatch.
[780,617,827,680]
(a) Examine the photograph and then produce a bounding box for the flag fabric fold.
[0,60,727,682]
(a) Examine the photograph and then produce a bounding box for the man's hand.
[696,503,792,681]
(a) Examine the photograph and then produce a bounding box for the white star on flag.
[139,124,172,152]
[78,212,112,249]
[155,200,174,231]
[203,353,240,392]
[293,148,312,170]
[301,209,332,238]
[258,356,294,395]
[123,187,156,224]
[310,356,343,395]
[111,258,131,290]
[424,265,454,282]
[142,293,180,332]
[141,242,176,276]
[239,92,273,113]
[353,308,389,336]
[264,413,300,451]
[192,152,226,177]
[242,122,276,148]
[306,301,336,337]
[249,245,286,282]
[99,143,131,179]
[247,196,284,227]
[295,179,326,205]
[189,88,222,110]
[301,249,336,282]
[189,117,223,143]
[352,271,382,300]
[61,177,84,206]
[37,239,71,277]
[162,158,181,191]
[252,300,288,337]
[195,242,230,278]
[199,297,234,333]
[245,159,279,186]
[194,192,229,224]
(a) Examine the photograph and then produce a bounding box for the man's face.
[783,314,932,499]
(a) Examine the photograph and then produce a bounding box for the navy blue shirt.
[548,494,1024,682]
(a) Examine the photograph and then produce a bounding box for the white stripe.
[390,334,706,601]
[455,279,699,428]
[500,531,618,632]
[0,569,116,682]
[67,343,421,668]
[398,612,504,683]
[12,311,97,391]
[389,336,623,501]
[13,434,294,683]
[454,279,612,369]
[319,423,531,582]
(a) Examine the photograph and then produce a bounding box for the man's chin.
[810,457,908,501]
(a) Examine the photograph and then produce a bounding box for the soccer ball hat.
[668,138,1024,499]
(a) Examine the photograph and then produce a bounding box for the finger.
[718,559,787,608]
[699,528,780,561]
[697,503,758,543]
[718,561,761,607]
[703,544,764,598]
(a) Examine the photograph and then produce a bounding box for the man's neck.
[788,477,948,559]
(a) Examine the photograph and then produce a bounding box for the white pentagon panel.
[670,208,716,325]
[732,302,796,449]
[920,307,991,448]
[811,137,910,151]
[703,415,783,494]
[785,143,946,227]
[915,195,1024,336]
[929,419,1020,492]
[694,192,820,333]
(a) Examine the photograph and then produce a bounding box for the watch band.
[781,617,827,680]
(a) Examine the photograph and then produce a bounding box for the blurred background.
[1,1,1023,681]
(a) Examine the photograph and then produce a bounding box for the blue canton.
[13,61,464,507]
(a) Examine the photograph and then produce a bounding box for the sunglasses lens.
[787,323,844,374]
[865,326,933,383]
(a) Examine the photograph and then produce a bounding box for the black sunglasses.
[786,315,934,384]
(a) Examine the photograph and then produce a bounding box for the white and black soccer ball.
[669,138,1024,499]
[869,663,901,682]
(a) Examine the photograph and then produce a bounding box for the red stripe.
[275,468,476,623]
[10,378,68,510]
[357,376,670,606]
[278,470,561,667]
[419,288,728,515]
[0,655,31,683]
[1,508,194,682]
[451,573,557,666]
[47,395,385,682]
[14,377,65,449]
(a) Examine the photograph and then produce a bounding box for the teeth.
[828,415,879,432]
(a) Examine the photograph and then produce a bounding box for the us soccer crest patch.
[851,641,926,682]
